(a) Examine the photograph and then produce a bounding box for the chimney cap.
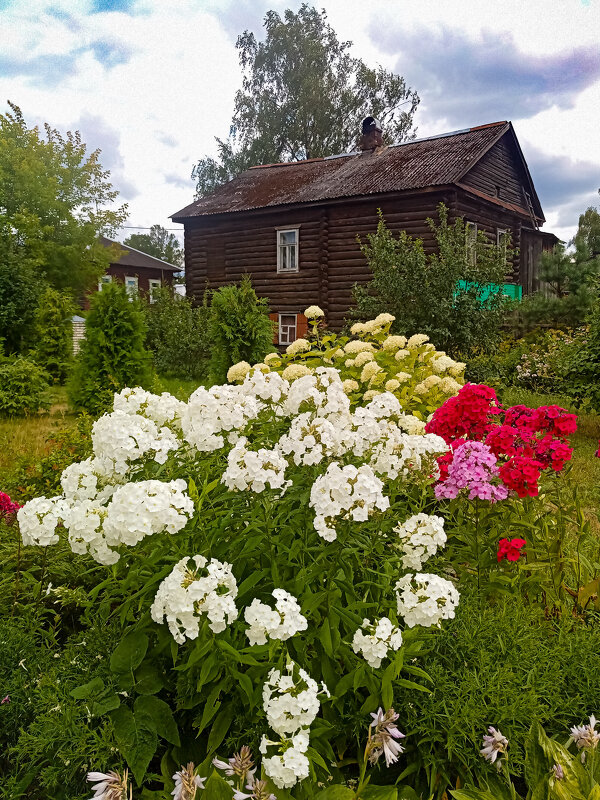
[362,116,382,135]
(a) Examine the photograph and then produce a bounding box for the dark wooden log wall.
[462,135,532,211]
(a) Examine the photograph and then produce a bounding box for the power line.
[121,225,183,230]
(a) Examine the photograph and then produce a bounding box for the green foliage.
[123,224,183,268]
[0,217,44,354]
[32,287,75,384]
[560,298,600,409]
[68,282,154,416]
[145,287,210,380]
[0,352,50,417]
[208,276,275,383]
[0,101,127,297]
[192,4,419,195]
[351,205,510,355]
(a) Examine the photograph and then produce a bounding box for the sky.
[0,0,599,245]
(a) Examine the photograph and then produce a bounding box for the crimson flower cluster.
[426,384,576,499]
[0,491,21,523]
[497,537,526,562]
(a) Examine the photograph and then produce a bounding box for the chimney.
[359,116,383,151]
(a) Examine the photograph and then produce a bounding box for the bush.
[207,275,275,383]
[145,287,210,380]
[32,287,75,384]
[351,204,510,356]
[68,282,154,416]
[0,352,50,416]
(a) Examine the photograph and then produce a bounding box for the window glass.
[148,278,161,303]
[277,229,299,272]
[279,313,297,345]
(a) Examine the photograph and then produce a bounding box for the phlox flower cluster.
[309,463,389,541]
[352,617,403,668]
[17,496,69,547]
[113,386,186,428]
[276,413,341,466]
[222,437,290,494]
[182,384,264,452]
[283,367,350,418]
[395,572,460,628]
[0,491,20,519]
[394,513,447,570]
[369,429,447,482]
[92,410,180,476]
[435,441,508,503]
[427,385,577,500]
[151,555,238,643]
[260,731,310,789]
[262,663,327,736]
[244,590,307,646]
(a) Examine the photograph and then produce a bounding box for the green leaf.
[91,694,121,716]
[134,664,165,695]
[217,638,260,665]
[110,631,149,674]
[207,705,234,753]
[450,790,498,800]
[110,705,157,786]
[69,677,104,699]
[196,685,222,735]
[202,770,235,800]
[363,787,398,800]
[313,787,355,799]
[134,696,180,746]
[397,789,421,800]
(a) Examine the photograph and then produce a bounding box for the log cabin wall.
[461,134,532,210]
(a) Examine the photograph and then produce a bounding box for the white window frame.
[125,275,139,299]
[277,228,299,273]
[278,313,298,345]
[148,278,161,302]
[98,274,112,291]
[465,221,477,266]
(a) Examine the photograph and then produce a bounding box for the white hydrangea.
[394,513,447,570]
[344,340,375,355]
[439,376,462,395]
[285,338,311,356]
[382,335,407,352]
[395,573,460,628]
[264,352,282,366]
[304,305,324,319]
[244,589,307,645]
[222,437,290,494]
[352,617,403,668]
[310,463,389,541]
[385,379,400,392]
[374,313,395,326]
[369,430,447,482]
[350,322,367,335]
[395,371,411,383]
[281,364,313,381]
[396,414,427,435]
[260,730,310,789]
[449,362,466,377]
[342,379,359,394]
[262,662,327,736]
[151,555,238,642]
[17,496,69,547]
[407,334,430,349]
[92,410,179,475]
[276,413,342,466]
[431,355,457,374]
[227,361,252,383]
[362,390,381,402]
[414,375,442,395]
[113,387,186,428]
[182,385,263,452]
[353,350,375,367]
[360,361,383,383]
[394,349,411,362]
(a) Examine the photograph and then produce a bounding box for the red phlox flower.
[534,435,573,472]
[532,405,577,438]
[426,383,501,444]
[503,405,538,433]
[499,456,544,498]
[485,425,520,458]
[497,537,526,562]
[0,492,21,519]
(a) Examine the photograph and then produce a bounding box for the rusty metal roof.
[172,122,519,220]
[100,236,181,271]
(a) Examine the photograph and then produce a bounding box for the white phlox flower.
[368,428,447,482]
[113,387,186,428]
[241,370,289,407]
[395,573,459,628]
[394,513,447,570]
[276,413,342,466]
[182,385,263,452]
[60,458,118,505]
[222,437,290,494]
[244,589,307,645]
[151,555,238,643]
[260,730,310,789]
[262,662,328,736]
[17,496,69,547]
[309,463,389,541]
[283,368,350,419]
[352,617,403,668]
[92,410,179,475]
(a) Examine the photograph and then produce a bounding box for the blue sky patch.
[90,0,136,13]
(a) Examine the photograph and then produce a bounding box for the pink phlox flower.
[435,441,508,502]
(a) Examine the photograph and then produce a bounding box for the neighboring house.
[172,120,558,343]
[96,235,181,303]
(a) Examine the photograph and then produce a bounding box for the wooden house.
[97,236,180,302]
[172,120,557,344]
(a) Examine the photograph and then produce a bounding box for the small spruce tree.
[208,276,275,383]
[68,282,154,415]
[32,288,75,384]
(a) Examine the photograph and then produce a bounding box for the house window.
[125,276,138,299]
[465,221,477,266]
[496,229,508,261]
[148,278,161,302]
[98,274,112,291]
[277,229,299,273]
[278,313,298,345]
